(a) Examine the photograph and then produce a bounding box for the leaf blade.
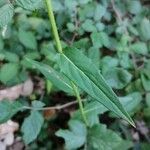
[0,100,23,123]
[0,4,14,27]
[25,58,73,94]
[16,0,42,10]
[56,120,87,150]
[57,48,134,126]
[21,111,44,144]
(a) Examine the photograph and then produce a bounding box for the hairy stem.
[45,0,88,126]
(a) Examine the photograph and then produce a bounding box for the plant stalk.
[45,0,63,53]
[45,0,88,126]
[71,82,88,126]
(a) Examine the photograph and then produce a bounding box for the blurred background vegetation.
[0,0,150,149]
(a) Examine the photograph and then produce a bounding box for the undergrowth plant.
[0,0,150,149]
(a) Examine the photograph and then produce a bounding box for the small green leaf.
[18,29,37,50]
[127,0,142,14]
[82,19,96,32]
[56,120,87,150]
[3,51,19,62]
[141,74,150,91]
[101,56,119,74]
[16,0,43,10]
[57,47,134,126]
[67,23,75,32]
[94,4,106,21]
[87,124,133,150]
[0,63,19,84]
[119,92,142,115]
[32,101,45,108]
[0,100,23,123]
[21,111,44,144]
[73,100,108,127]
[130,42,148,55]
[0,4,14,27]
[146,93,150,107]
[104,68,132,89]
[140,18,150,41]
[88,47,100,67]
[0,37,4,50]
[26,58,73,94]
[91,31,110,48]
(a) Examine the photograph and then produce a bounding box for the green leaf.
[3,51,19,62]
[140,18,150,41]
[87,124,133,150]
[57,47,134,126]
[141,143,150,150]
[127,0,142,14]
[21,111,44,144]
[101,56,119,74]
[84,101,107,126]
[119,92,142,115]
[113,140,133,150]
[56,120,87,150]
[18,29,37,50]
[32,101,45,108]
[91,31,110,48]
[0,100,23,123]
[82,19,96,32]
[16,0,43,10]
[0,63,19,84]
[0,4,14,27]
[0,36,4,50]
[88,47,100,67]
[95,22,105,31]
[25,58,73,94]
[91,32,102,48]
[117,52,132,69]
[141,74,150,91]
[94,4,106,21]
[104,68,132,89]
[73,100,108,127]
[130,42,148,55]
[67,23,75,32]
[0,0,6,7]
[146,93,150,107]
[126,79,144,93]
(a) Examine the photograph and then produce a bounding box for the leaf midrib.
[61,54,131,123]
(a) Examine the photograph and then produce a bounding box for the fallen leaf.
[0,79,33,101]
[21,79,34,96]
[0,120,19,136]
[0,120,19,150]
[43,109,56,119]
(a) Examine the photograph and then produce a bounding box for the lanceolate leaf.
[26,58,73,94]
[57,47,134,126]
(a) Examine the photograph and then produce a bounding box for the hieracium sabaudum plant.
[0,0,137,147]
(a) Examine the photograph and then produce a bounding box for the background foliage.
[0,0,150,149]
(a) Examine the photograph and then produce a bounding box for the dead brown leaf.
[0,120,19,150]
[0,79,33,101]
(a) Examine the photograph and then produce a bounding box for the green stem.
[71,82,88,126]
[45,0,88,126]
[45,0,63,53]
